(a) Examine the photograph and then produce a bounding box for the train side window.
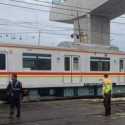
[0,54,6,70]
[120,60,124,72]
[90,57,110,71]
[23,53,51,70]
[64,57,70,71]
[73,57,79,71]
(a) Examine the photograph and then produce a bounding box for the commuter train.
[0,42,125,99]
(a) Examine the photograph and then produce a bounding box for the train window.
[120,60,124,72]
[0,54,6,70]
[64,57,70,71]
[73,57,79,71]
[90,57,110,71]
[23,53,51,70]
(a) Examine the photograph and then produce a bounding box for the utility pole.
[77,10,82,43]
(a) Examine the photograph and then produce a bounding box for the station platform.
[1,99,125,125]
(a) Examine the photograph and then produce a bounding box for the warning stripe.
[0,71,125,77]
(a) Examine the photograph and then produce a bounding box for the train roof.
[0,42,125,55]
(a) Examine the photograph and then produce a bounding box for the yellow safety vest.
[103,78,112,94]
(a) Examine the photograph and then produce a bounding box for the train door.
[63,56,81,84]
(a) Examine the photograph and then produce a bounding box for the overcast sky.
[0,0,125,51]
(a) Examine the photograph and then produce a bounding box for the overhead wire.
[13,0,125,18]
[10,0,89,13]
[0,2,74,17]
[0,16,125,37]
[0,1,125,39]
[0,23,124,38]
[0,0,124,22]
[33,0,91,11]
[0,31,71,41]
[0,24,125,38]
[10,0,125,19]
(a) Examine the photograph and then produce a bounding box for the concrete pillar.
[74,15,90,44]
[73,14,110,46]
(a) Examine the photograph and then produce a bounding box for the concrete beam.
[91,0,125,19]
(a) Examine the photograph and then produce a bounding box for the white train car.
[0,42,125,98]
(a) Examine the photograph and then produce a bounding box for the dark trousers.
[103,93,111,116]
[9,97,21,117]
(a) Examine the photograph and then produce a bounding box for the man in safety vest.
[6,73,22,118]
[102,74,112,116]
